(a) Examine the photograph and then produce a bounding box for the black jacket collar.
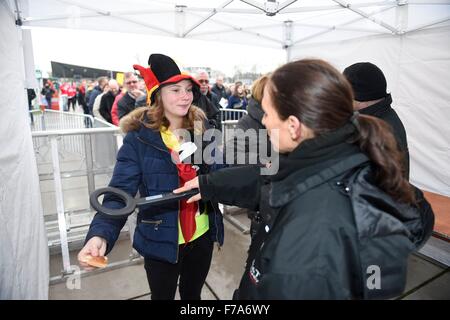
[269,123,367,207]
[270,153,369,207]
[359,94,392,118]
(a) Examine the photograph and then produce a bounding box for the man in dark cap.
[343,62,410,179]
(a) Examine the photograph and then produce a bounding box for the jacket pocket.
[136,219,176,243]
[133,219,178,262]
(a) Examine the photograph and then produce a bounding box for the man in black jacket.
[343,62,410,179]
[40,82,54,110]
[27,88,36,124]
[211,75,229,101]
[99,79,120,124]
[117,72,145,120]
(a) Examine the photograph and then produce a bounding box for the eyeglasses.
[198,79,209,84]
[125,80,138,85]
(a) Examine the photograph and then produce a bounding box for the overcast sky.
[30,26,286,78]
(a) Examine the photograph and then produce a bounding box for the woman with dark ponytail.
[175,58,434,299]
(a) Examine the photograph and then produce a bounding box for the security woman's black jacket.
[199,123,433,299]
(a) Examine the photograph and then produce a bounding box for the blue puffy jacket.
[85,124,225,263]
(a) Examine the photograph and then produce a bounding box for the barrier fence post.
[84,133,95,198]
[50,135,72,274]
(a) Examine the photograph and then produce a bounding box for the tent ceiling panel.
[402,4,450,32]
[191,11,277,29]
[25,15,177,37]
[16,0,450,49]
[188,18,281,38]
[27,0,172,19]
[286,7,394,32]
[188,29,284,49]
[299,29,388,45]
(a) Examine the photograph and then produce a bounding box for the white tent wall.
[289,26,450,197]
[0,0,49,299]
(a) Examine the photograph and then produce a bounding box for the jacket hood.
[247,98,264,125]
[120,105,207,135]
[119,110,141,134]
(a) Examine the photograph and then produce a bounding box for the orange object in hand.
[82,255,108,268]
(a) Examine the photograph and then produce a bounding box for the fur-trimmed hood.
[119,105,207,134]
[119,107,143,134]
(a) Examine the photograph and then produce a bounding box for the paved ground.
[49,212,250,300]
[49,207,449,300]
[33,115,449,300]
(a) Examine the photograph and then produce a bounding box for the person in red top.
[110,90,124,126]
[67,82,77,111]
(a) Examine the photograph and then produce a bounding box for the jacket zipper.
[137,136,171,155]
[209,200,221,251]
[196,173,220,250]
[203,174,221,250]
[141,219,163,230]
[175,200,180,263]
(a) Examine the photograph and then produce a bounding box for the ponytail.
[355,114,415,204]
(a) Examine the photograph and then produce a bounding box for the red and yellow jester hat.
[133,53,201,105]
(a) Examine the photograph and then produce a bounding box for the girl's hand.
[78,236,107,271]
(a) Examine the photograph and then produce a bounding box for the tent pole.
[286,46,292,62]
[292,5,395,46]
[182,0,234,37]
[406,17,450,33]
[332,0,399,34]
[284,20,293,62]
[50,136,72,275]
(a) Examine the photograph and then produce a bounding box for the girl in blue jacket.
[78,54,224,300]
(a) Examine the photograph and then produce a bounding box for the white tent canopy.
[14,0,450,192]
[1,0,449,299]
[14,0,449,193]
[15,0,450,52]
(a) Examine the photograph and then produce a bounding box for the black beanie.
[343,62,387,102]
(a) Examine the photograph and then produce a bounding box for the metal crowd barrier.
[30,108,250,281]
[219,108,248,146]
[220,108,247,123]
[32,109,95,159]
[30,110,137,282]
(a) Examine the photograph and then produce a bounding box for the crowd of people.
[73,53,434,300]
[32,67,254,131]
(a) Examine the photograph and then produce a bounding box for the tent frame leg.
[50,136,72,275]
